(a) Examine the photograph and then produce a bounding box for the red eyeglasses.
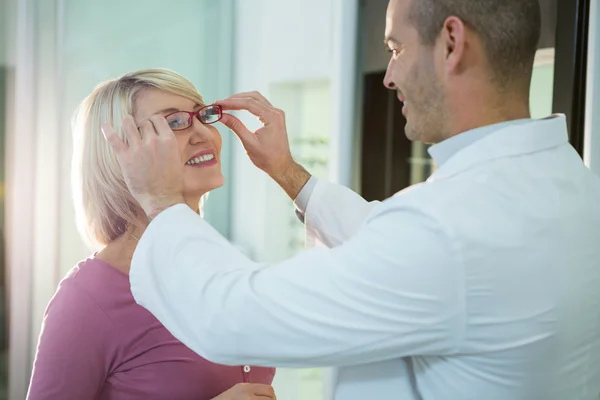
[164,104,223,131]
[137,104,223,131]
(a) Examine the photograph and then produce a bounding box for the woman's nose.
[189,118,212,143]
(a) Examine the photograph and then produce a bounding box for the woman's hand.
[211,383,277,399]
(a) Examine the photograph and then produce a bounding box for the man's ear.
[440,16,467,75]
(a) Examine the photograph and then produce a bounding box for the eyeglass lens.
[198,105,222,124]
[165,105,222,130]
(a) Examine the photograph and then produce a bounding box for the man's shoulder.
[372,167,522,228]
[383,178,477,212]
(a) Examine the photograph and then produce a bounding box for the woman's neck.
[95,198,202,274]
[95,219,149,275]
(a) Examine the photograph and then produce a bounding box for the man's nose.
[383,70,396,89]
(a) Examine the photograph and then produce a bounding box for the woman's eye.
[167,118,186,129]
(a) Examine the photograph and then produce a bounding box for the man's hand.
[102,115,185,220]
[211,383,277,399]
[216,92,311,200]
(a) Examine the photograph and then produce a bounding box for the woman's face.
[133,88,224,209]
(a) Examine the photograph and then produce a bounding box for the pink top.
[27,257,275,400]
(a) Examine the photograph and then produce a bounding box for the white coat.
[131,115,600,399]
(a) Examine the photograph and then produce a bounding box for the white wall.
[230,0,358,398]
[4,0,38,397]
[0,1,6,66]
[231,0,358,260]
[584,0,600,175]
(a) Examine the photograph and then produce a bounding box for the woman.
[27,69,276,400]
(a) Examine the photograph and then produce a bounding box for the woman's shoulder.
[50,259,110,311]
[65,255,129,294]
[50,256,130,321]
[29,259,124,398]
[40,263,117,348]
[64,255,127,281]
[56,256,168,332]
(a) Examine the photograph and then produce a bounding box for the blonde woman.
[27,69,276,400]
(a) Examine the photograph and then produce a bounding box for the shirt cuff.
[293,176,317,223]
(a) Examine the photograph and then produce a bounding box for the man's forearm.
[271,161,311,201]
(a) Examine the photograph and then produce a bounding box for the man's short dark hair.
[409,0,541,90]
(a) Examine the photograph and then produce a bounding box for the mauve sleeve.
[26,280,114,400]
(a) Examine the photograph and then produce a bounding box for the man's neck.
[444,80,531,140]
[448,102,531,140]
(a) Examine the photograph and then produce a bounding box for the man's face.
[383,0,448,143]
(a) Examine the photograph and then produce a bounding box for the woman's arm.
[27,280,114,400]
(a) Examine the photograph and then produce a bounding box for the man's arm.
[298,178,379,248]
[130,201,464,368]
[215,93,379,246]
[270,160,380,248]
[271,160,312,201]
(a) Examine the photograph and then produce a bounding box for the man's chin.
[403,122,420,142]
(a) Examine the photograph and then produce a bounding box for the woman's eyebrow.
[155,103,202,114]
[155,107,180,114]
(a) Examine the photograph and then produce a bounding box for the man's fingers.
[226,91,273,107]
[121,115,144,148]
[219,113,257,145]
[215,98,276,121]
[138,118,158,142]
[102,122,127,153]
[150,115,176,140]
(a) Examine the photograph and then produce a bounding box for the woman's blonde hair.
[71,68,205,249]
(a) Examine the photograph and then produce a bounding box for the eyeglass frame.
[136,104,223,131]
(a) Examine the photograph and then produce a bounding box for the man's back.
[394,117,600,399]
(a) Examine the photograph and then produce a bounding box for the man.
[103,0,600,398]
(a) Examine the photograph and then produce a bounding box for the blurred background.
[1,0,599,398]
